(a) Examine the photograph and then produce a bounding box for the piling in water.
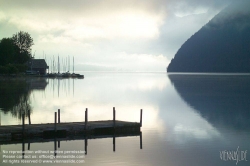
[85,108,88,131]
[140,109,143,127]
[54,112,57,132]
[113,107,116,128]
[22,113,25,137]
[58,109,60,123]
[28,110,31,125]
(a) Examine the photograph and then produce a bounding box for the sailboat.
[62,56,71,78]
[71,56,76,78]
[70,56,84,78]
[48,56,56,77]
[57,55,63,77]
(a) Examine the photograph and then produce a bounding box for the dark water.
[0,73,250,166]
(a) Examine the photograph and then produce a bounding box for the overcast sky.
[0,0,233,72]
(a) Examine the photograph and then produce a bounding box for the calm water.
[0,72,250,166]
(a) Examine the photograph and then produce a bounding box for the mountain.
[167,0,250,73]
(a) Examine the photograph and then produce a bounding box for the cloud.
[0,11,6,21]
[1,0,165,40]
[63,11,164,40]
[0,0,232,42]
[0,0,233,71]
[76,52,170,72]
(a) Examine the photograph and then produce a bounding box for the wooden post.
[85,108,88,131]
[84,136,88,155]
[22,113,25,137]
[28,110,31,125]
[54,138,57,157]
[140,132,142,149]
[113,107,116,128]
[58,109,60,123]
[58,141,60,148]
[140,109,143,127]
[28,143,30,150]
[113,134,116,152]
[22,139,25,159]
[54,112,57,133]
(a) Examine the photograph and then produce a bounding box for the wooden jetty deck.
[0,120,141,141]
[0,108,143,143]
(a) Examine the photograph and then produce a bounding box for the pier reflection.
[3,132,143,158]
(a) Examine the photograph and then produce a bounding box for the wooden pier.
[0,108,143,143]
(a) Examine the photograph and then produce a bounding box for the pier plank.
[0,120,141,142]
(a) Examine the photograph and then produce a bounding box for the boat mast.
[73,56,74,73]
[58,55,60,73]
[53,55,55,72]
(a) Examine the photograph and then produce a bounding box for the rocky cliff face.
[167,0,250,73]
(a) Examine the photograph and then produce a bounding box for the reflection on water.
[168,74,250,131]
[0,78,49,120]
[4,132,142,158]
[0,77,77,122]
[0,73,250,166]
[1,73,165,127]
[0,78,31,120]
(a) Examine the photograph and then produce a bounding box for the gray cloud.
[0,0,234,71]
[0,0,232,15]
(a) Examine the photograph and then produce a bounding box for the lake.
[0,72,250,166]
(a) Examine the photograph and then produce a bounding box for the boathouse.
[27,59,49,75]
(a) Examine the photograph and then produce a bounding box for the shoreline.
[0,73,84,80]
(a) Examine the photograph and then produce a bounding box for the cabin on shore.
[27,59,49,75]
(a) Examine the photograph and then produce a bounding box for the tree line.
[0,31,33,74]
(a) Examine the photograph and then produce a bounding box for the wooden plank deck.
[0,120,141,142]
[0,108,143,145]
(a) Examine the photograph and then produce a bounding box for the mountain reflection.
[168,74,250,131]
[0,78,48,119]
